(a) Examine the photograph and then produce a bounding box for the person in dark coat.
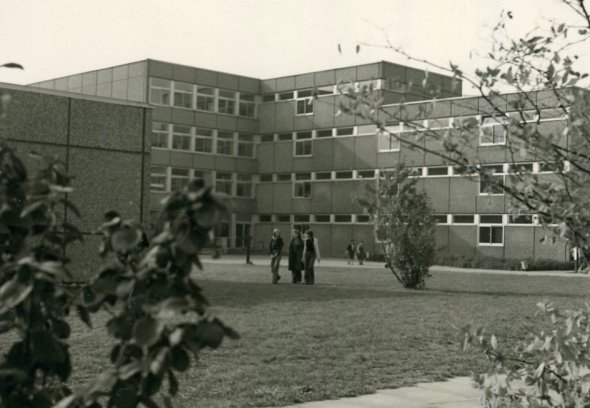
[288,229,304,283]
[345,240,356,265]
[269,228,284,284]
[356,241,367,265]
[302,230,320,285]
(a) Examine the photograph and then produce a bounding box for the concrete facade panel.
[236,159,258,173]
[97,69,113,84]
[237,118,258,133]
[96,82,112,98]
[356,63,380,81]
[112,80,129,100]
[169,151,193,168]
[292,157,312,172]
[449,178,477,213]
[216,115,238,130]
[192,153,216,169]
[128,76,146,102]
[476,195,506,214]
[312,98,335,128]
[171,109,194,125]
[54,78,68,91]
[435,226,450,254]
[151,149,170,165]
[534,227,567,261]
[291,198,312,213]
[293,115,316,131]
[273,143,293,172]
[238,77,260,94]
[113,65,129,81]
[68,74,82,89]
[335,67,356,83]
[450,98,479,117]
[193,68,217,87]
[218,73,239,90]
[314,70,336,87]
[312,139,334,171]
[354,136,378,168]
[214,156,236,171]
[504,226,534,260]
[274,102,295,131]
[376,152,400,168]
[448,226,477,256]
[257,144,274,173]
[276,76,296,91]
[261,79,277,93]
[295,73,314,89]
[311,183,332,213]
[256,184,274,213]
[332,138,356,170]
[149,60,174,78]
[194,111,216,128]
[258,103,276,134]
[330,225,354,257]
[423,178,450,213]
[272,184,292,213]
[128,61,146,78]
[82,72,97,87]
[475,246,504,258]
[173,65,195,82]
[331,181,356,213]
[69,99,144,151]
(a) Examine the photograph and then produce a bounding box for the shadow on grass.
[427,287,589,299]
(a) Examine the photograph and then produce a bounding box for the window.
[539,162,564,173]
[453,215,474,224]
[314,172,331,180]
[357,170,375,179]
[215,222,230,238]
[170,168,190,191]
[277,174,292,181]
[151,122,169,149]
[479,165,504,195]
[171,125,192,151]
[378,124,401,151]
[259,214,272,223]
[237,134,255,158]
[193,170,211,185]
[294,132,312,156]
[509,215,533,224]
[215,172,233,195]
[278,91,294,101]
[480,115,506,145]
[295,173,311,180]
[314,215,331,223]
[316,85,334,96]
[334,215,352,223]
[236,174,253,198]
[216,131,234,155]
[335,171,353,179]
[433,215,448,224]
[356,214,371,223]
[196,86,215,112]
[261,134,274,143]
[239,93,256,117]
[426,167,449,176]
[262,94,275,102]
[259,174,273,182]
[194,128,213,153]
[173,81,193,109]
[296,101,313,115]
[316,129,333,138]
[293,181,311,198]
[278,132,293,141]
[276,215,291,223]
[149,78,171,106]
[427,118,453,130]
[509,163,533,173]
[218,89,236,115]
[150,166,168,192]
[336,127,354,137]
[539,108,567,121]
[478,215,504,245]
[294,214,310,223]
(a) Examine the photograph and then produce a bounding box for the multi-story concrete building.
[30,59,570,261]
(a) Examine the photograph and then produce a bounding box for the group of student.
[269,228,320,284]
[345,239,368,265]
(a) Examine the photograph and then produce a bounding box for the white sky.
[0,0,583,94]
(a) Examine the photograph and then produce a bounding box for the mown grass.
[10,264,590,407]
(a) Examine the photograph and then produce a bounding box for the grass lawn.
[9,263,590,407]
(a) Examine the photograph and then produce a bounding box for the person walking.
[356,241,367,265]
[245,234,254,265]
[269,229,284,284]
[345,240,356,265]
[302,230,320,284]
[288,229,304,283]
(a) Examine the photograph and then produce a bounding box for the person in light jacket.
[269,229,284,284]
[302,230,320,285]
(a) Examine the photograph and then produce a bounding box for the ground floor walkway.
[201,254,585,278]
[276,377,481,407]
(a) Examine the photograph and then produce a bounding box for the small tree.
[357,163,436,289]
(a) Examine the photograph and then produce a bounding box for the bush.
[435,254,574,271]
[463,301,590,407]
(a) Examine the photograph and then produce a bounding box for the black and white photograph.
[0,1,590,407]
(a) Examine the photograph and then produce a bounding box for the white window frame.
[195,85,215,112]
[236,174,254,198]
[218,89,237,115]
[215,172,234,196]
[478,164,506,196]
[293,181,312,198]
[170,124,193,151]
[294,133,312,157]
[149,78,172,106]
[295,89,314,116]
[172,81,194,109]
[150,166,169,192]
[479,115,507,146]
[194,127,214,154]
[477,214,505,246]
[151,122,170,149]
[216,131,235,156]
[378,123,402,152]
[238,92,257,118]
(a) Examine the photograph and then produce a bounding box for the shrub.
[435,254,574,272]
[463,301,590,407]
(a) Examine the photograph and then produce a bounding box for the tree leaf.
[133,316,162,348]
[0,277,33,314]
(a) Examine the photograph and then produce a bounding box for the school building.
[28,59,571,261]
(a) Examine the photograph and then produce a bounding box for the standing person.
[345,240,356,265]
[356,241,367,265]
[245,234,254,265]
[288,229,304,283]
[302,230,320,285]
[269,229,284,284]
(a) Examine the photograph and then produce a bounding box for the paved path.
[201,254,584,277]
[275,377,482,407]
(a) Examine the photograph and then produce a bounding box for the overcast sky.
[0,0,581,94]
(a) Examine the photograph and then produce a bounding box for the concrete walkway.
[276,377,482,407]
[201,254,584,277]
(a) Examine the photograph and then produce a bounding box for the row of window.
[258,214,371,224]
[150,167,254,197]
[149,78,257,117]
[152,122,256,157]
[261,109,568,154]
[259,161,566,184]
[260,79,382,103]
